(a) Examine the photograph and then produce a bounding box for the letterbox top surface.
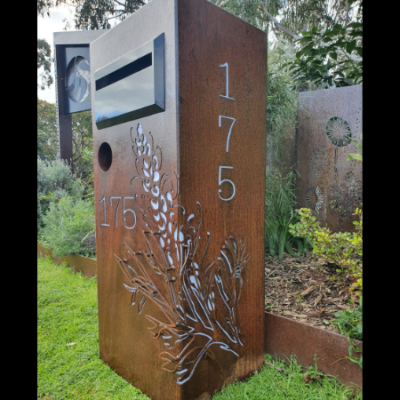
[53,29,106,45]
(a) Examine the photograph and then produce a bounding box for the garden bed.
[38,256,362,399]
[264,252,359,333]
[37,243,362,390]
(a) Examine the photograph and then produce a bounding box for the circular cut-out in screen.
[66,56,90,103]
[98,142,112,171]
[325,116,351,147]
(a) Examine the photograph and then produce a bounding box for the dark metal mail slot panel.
[94,33,165,130]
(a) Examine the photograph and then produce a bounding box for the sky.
[37,3,76,103]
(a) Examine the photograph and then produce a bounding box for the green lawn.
[38,256,361,399]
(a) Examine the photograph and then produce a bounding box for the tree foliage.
[267,42,298,160]
[213,0,362,37]
[37,100,58,160]
[37,100,94,183]
[38,0,147,30]
[37,0,54,17]
[214,0,362,89]
[290,21,362,89]
[71,111,94,185]
[270,0,362,39]
[37,38,54,90]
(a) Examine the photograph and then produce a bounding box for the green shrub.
[331,296,363,368]
[37,158,82,232]
[40,195,95,258]
[265,168,308,259]
[267,42,298,162]
[289,207,362,295]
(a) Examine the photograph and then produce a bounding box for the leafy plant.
[332,296,363,368]
[267,42,298,162]
[333,297,362,341]
[290,22,362,89]
[265,168,309,260]
[289,207,362,294]
[40,194,96,258]
[347,133,362,161]
[37,158,82,233]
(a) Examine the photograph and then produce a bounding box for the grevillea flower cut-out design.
[114,123,251,385]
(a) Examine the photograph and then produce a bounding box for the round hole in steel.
[98,142,112,171]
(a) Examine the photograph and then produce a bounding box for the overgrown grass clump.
[38,256,361,399]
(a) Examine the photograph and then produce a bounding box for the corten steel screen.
[296,85,362,233]
[90,1,267,399]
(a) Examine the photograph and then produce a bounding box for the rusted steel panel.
[37,242,97,279]
[91,0,267,399]
[177,1,267,398]
[91,1,181,397]
[296,85,362,233]
[264,312,362,390]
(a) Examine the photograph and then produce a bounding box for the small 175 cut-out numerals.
[99,196,136,229]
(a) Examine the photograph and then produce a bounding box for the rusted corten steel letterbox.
[90,0,267,398]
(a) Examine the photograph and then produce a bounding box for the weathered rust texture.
[264,312,362,390]
[91,1,181,398]
[296,85,362,233]
[37,242,97,278]
[177,1,267,397]
[91,0,267,399]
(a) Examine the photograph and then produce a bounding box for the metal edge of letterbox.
[264,311,362,392]
[53,30,107,46]
[95,104,164,130]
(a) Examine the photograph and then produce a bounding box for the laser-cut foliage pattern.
[115,124,251,385]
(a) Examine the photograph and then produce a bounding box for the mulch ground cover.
[264,253,359,333]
